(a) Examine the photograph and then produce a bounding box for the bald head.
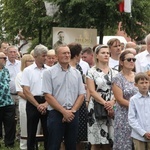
[0,52,6,57]
[125,42,137,49]
[125,48,137,56]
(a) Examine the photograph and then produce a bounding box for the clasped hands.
[104,101,114,118]
[37,103,47,115]
[62,109,76,123]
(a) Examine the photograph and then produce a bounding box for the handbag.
[93,100,108,120]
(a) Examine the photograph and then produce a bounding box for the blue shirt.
[42,63,86,110]
[0,67,14,107]
[128,92,150,142]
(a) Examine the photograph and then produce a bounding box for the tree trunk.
[99,30,104,44]
[39,27,42,44]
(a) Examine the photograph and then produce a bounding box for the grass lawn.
[0,139,45,150]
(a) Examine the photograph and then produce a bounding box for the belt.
[34,95,44,98]
[11,93,18,95]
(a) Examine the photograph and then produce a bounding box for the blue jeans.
[47,110,79,150]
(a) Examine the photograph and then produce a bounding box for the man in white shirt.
[5,45,21,140]
[107,38,122,70]
[79,59,90,75]
[81,47,94,67]
[135,34,150,73]
[21,44,49,150]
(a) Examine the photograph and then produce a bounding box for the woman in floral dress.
[112,50,138,150]
[86,45,118,150]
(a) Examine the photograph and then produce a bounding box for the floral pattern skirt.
[87,100,114,145]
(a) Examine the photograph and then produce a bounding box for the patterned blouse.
[0,67,14,107]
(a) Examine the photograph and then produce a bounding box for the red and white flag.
[124,0,131,13]
[119,0,132,13]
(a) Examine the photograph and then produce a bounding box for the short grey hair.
[34,44,48,56]
[7,45,18,52]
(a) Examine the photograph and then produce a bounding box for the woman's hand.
[108,109,114,118]
[104,101,113,111]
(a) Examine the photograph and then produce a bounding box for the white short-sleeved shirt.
[15,72,23,92]
[21,62,49,96]
[79,59,90,75]
[109,57,119,70]
[135,50,150,73]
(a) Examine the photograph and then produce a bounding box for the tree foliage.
[47,0,150,42]
[0,0,150,46]
[0,0,53,48]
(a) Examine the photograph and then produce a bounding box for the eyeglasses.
[124,58,136,62]
[0,57,7,60]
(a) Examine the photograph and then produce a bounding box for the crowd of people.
[0,33,150,150]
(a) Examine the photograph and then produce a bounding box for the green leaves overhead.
[0,0,150,46]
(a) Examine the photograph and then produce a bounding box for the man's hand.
[62,110,75,123]
[37,103,47,115]
[144,133,150,140]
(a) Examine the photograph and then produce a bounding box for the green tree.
[0,0,53,48]
[0,0,150,47]
[47,0,150,43]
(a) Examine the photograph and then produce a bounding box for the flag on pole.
[119,0,132,13]
[119,1,124,13]
[124,0,131,13]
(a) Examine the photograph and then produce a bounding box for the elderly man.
[0,52,16,148]
[21,44,49,150]
[42,44,85,150]
[5,45,21,140]
[135,34,150,73]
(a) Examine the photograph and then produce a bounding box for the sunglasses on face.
[124,58,136,62]
[0,57,7,60]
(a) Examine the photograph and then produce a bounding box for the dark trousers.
[26,96,48,150]
[0,121,3,138]
[47,110,79,150]
[0,105,16,147]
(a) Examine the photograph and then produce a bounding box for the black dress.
[76,64,88,142]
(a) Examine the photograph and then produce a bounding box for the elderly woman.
[112,50,138,150]
[86,45,118,150]
[45,49,57,67]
